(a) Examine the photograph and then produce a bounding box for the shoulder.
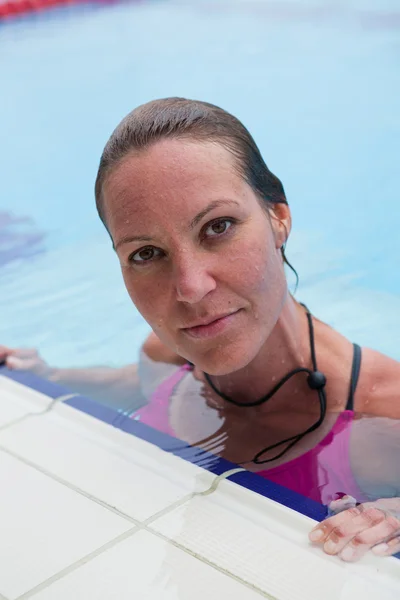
[355,347,400,418]
[142,332,187,366]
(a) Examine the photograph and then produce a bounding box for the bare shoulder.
[356,347,400,418]
[142,332,187,366]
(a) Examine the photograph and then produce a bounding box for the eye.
[129,246,162,264]
[204,218,233,238]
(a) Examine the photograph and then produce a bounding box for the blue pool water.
[0,0,399,369]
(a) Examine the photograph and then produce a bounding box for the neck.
[201,296,313,406]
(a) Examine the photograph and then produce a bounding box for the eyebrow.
[114,235,153,251]
[189,199,240,229]
[114,199,240,250]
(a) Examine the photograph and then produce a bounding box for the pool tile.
[149,478,400,600]
[0,450,132,599]
[0,375,54,428]
[0,399,216,522]
[29,529,264,600]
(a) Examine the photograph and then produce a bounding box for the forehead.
[102,139,248,226]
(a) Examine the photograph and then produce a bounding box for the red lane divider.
[0,0,106,20]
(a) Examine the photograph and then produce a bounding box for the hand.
[0,345,54,378]
[309,497,400,561]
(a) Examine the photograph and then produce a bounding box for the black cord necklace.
[203,304,327,464]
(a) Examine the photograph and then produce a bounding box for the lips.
[181,309,241,339]
[181,311,238,330]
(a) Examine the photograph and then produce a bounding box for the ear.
[269,203,292,249]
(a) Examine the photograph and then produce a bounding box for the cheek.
[228,238,281,295]
[121,268,168,325]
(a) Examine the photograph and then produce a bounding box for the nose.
[174,250,217,304]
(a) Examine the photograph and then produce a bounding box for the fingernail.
[340,547,355,561]
[372,543,389,555]
[324,540,337,554]
[309,529,324,542]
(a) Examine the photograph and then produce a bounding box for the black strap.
[346,343,362,411]
[204,302,327,464]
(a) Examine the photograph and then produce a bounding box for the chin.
[189,345,258,376]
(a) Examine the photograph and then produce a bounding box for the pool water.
[0,0,400,370]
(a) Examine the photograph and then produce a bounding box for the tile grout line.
[0,414,31,433]
[15,526,140,600]
[0,443,225,526]
[147,526,276,599]
[143,468,279,599]
[15,482,272,600]
[13,492,200,599]
[0,383,312,598]
[0,390,255,597]
[139,469,246,528]
[0,393,78,434]
[10,466,249,598]
[0,439,245,526]
[0,444,141,525]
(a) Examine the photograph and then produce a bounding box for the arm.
[49,363,143,409]
[0,335,185,410]
[0,344,144,410]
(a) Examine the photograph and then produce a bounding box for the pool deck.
[0,367,399,599]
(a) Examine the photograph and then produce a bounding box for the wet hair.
[95,97,297,285]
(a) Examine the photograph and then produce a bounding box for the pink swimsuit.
[133,350,369,506]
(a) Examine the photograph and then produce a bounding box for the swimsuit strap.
[345,343,362,411]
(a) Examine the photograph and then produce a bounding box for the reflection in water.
[130,359,400,508]
[0,211,45,267]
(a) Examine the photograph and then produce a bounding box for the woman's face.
[103,139,290,375]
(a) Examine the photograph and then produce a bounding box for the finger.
[372,498,400,519]
[338,516,400,562]
[310,504,367,543]
[9,348,38,359]
[309,504,384,546]
[6,356,38,371]
[372,535,400,557]
[0,345,12,359]
[321,507,387,557]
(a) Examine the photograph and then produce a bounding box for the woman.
[95,97,400,562]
